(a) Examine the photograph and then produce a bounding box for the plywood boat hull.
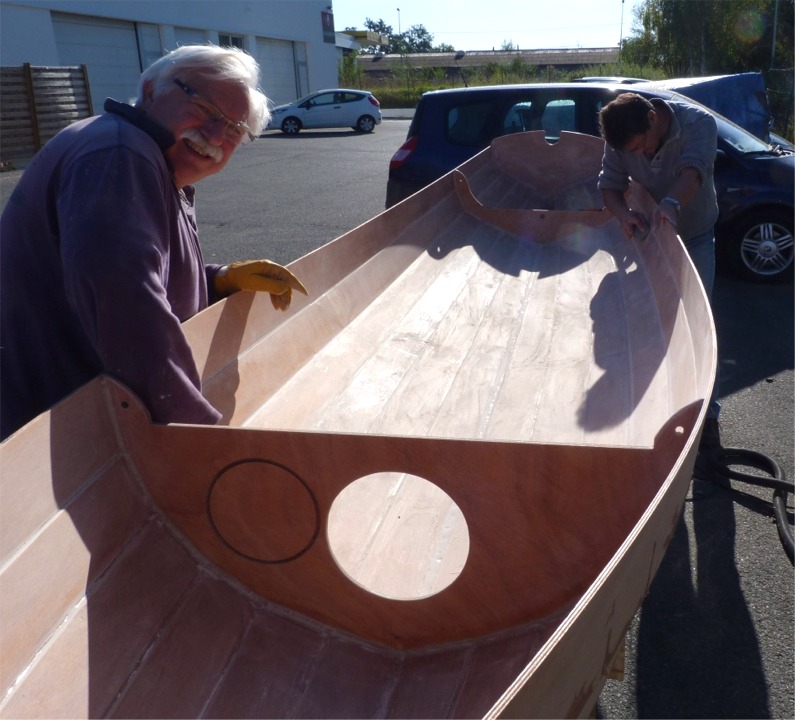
[0,132,715,718]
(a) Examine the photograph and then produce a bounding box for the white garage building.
[0,0,341,111]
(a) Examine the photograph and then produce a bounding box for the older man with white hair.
[0,44,306,439]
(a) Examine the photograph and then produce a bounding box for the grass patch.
[343,62,667,109]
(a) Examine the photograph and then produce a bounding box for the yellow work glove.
[214,259,308,311]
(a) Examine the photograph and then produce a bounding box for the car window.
[714,115,772,153]
[446,102,496,146]
[311,93,337,106]
[444,89,609,147]
[499,97,579,140]
[341,93,363,103]
[502,102,535,134]
[541,99,576,138]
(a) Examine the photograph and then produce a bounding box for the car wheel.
[281,117,301,134]
[355,115,376,133]
[727,208,794,282]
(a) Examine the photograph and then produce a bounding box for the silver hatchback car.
[268,89,382,135]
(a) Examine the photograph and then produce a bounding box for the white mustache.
[181,128,224,163]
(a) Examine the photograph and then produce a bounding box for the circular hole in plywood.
[327,472,469,601]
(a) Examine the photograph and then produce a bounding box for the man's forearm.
[602,188,629,219]
[666,166,702,208]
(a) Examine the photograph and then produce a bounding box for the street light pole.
[455,50,468,87]
[770,0,779,69]
[396,8,407,92]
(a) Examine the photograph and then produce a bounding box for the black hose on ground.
[695,447,794,564]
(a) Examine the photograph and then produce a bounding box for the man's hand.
[618,209,650,240]
[655,196,679,230]
[214,259,308,311]
[602,188,649,240]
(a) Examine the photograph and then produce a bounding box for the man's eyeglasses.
[174,78,255,144]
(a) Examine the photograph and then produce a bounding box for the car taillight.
[389,135,418,169]
[368,95,380,107]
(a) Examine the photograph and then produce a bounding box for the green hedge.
[358,63,667,109]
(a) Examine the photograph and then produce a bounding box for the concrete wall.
[0,0,339,93]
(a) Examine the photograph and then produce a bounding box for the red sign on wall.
[321,11,335,44]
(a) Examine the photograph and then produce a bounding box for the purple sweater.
[0,100,222,439]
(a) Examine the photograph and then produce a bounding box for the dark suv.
[386,83,794,283]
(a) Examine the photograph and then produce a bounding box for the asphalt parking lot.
[1,116,792,718]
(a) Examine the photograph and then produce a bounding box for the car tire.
[726,208,794,283]
[355,115,376,133]
[281,117,301,135]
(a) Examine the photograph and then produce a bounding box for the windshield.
[668,91,773,154]
[715,114,775,153]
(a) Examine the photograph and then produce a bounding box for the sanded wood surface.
[0,131,716,718]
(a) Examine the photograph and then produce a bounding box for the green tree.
[620,4,663,69]
[360,18,453,54]
[339,51,362,87]
[362,18,395,53]
[623,0,793,75]
[400,24,435,53]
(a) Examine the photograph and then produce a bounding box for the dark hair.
[598,93,654,149]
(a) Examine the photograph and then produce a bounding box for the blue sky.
[331,0,644,51]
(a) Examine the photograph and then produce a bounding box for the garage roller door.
[256,38,298,106]
[175,27,207,46]
[52,13,142,111]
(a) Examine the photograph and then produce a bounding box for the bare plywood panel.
[0,131,715,719]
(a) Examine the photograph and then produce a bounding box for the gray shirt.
[598,99,719,241]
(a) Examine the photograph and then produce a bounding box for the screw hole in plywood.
[327,472,470,601]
